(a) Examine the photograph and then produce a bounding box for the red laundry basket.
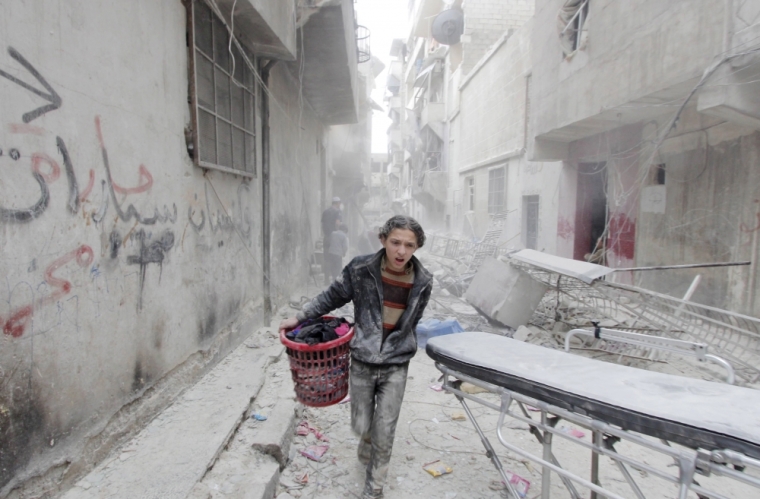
[280,317,354,407]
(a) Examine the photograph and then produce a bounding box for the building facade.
[0,0,363,494]
[530,0,760,313]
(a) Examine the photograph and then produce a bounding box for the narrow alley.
[3,1,760,499]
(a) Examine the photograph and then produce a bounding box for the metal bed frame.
[436,364,760,499]
[508,252,760,384]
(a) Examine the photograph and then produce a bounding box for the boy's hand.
[279,317,299,333]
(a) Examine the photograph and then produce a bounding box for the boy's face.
[380,228,418,272]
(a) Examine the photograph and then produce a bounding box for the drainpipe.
[723,0,734,54]
[262,59,278,322]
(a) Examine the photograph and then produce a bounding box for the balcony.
[297,0,359,125]
[412,170,447,207]
[421,101,445,130]
[214,0,296,60]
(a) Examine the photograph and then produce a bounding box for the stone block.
[250,398,297,467]
[465,257,548,328]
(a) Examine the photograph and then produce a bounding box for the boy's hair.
[378,215,426,248]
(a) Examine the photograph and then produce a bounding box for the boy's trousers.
[349,358,409,497]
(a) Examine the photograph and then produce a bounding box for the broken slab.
[465,257,548,328]
[61,342,284,499]
[250,397,297,467]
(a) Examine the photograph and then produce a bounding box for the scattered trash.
[520,459,535,474]
[416,318,465,348]
[250,413,268,421]
[300,445,329,462]
[339,395,351,404]
[526,405,541,412]
[450,412,466,421]
[296,420,329,442]
[431,417,440,424]
[429,383,444,392]
[560,426,586,438]
[506,471,531,498]
[460,382,488,395]
[294,471,309,485]
[406,455,414,461]
[423,460,453,477]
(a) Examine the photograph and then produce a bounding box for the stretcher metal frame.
[564,327,736,384]
[434,363,760,499]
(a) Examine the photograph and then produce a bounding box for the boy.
[280,215,432,499]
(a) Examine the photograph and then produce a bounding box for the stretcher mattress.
[426,332,760,459]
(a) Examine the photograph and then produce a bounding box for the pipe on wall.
[261,59,278,321]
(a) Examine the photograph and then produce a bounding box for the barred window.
[189,0,256,177]
[467,176,475,211]
[523,195,539,250]
[487,167,506,214]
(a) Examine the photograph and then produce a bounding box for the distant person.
[321,197,343,281]
[280,215,433,499]
[321,197,343,240]
[324,222,349,284]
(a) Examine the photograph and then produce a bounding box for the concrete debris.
[465,257,548,329]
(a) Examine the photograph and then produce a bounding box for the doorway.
[573,162,607,263]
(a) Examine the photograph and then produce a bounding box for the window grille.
[523,195,540,250]
[488,167,506,214]
[189,0,256,177]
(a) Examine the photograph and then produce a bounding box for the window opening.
[189,0,256,177]
[488,167,506,214]
[467,177,475,211]
[649,163,666,185]
[559,0,589,56]
[523,195,539,250]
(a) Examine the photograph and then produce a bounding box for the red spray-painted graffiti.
[607,213,636,261]
[7,123,45,135]
[112,164,153,195]
[1,244,93,338]
[557,216,575,240]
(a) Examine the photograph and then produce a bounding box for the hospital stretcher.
[426,332,760,499]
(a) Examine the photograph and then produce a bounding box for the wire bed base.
[511,259,760,383]
[436,364,760,499]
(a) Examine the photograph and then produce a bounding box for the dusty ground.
[269,251,759,499]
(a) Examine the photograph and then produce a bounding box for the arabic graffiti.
[0,46,62,123]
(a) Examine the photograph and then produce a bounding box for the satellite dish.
[431,9,464,45]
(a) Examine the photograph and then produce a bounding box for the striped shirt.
[380,257,415,343]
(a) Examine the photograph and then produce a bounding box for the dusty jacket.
[296,250,433,365]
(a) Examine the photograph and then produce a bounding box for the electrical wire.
[204,0,337,303]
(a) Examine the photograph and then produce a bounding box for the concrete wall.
[635,106,760,313]
[530,0,727,144]
[462,0,534,76]
[450,18,562,250]
[268,64,327,299]
[0,1,328,493]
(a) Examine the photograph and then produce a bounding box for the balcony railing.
[356,25,371,63]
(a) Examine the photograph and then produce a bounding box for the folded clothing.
[286,316,352,345]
